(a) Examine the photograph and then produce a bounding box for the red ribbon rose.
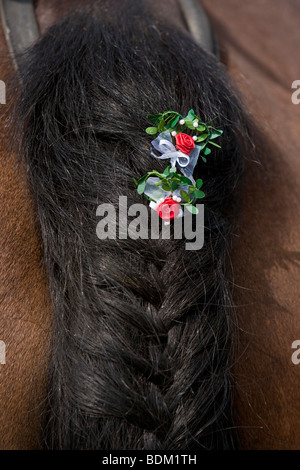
[175,133,195,155]
[156,197,180,221]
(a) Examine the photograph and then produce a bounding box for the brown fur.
[201,0,300,449]
[0,26,52,449]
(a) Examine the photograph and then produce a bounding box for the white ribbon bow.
[151,130,200,181]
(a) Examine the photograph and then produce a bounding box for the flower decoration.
[151,196,183,222]
[175,133,195,154]
[134,109,223,222]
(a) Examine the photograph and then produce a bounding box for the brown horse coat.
[201,0,300,449]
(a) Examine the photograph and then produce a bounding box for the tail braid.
[14,7,248,449]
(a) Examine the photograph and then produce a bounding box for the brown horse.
[0,0,299,450]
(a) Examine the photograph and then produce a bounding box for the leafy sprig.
[135,109,223,217]
[133,166,204,214]
[145,108,223,163]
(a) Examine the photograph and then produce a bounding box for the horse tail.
[14,5,250,449]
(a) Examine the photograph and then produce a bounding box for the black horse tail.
[14,2,250,449]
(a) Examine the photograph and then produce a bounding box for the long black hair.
[14,1,251,449]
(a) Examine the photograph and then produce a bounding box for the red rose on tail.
[156,197,180,221]
[175,133,195,155]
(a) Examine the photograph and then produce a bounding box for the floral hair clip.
[134,109,223,223]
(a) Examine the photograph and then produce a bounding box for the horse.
[0,0,299,450]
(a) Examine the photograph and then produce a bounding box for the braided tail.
[15,6,248,449]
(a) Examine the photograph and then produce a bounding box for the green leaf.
[163,111,180,126]
[197,124,207,132]
[180,190,191,203]
[197,141,207,151]
[185,204,199,215]
[179,176,194,185]
[158,120,166,132]
[209,140,222,148]
[207,117,218,124]
[136,173,150,191]
[147,114,162,124]
[201,156,207,163]
[144,195,156,203]
[145,127,158,135]
[194,190,205,199]
[169,166,177,174]
[196,179,203,189]
[137,173,149,182]
[137,179,147,195]
[203,147,211,156]
[184,120,196,130]
[170,175,181,182]
[196,133,209,142]
[163,166,170,176]
[171,181,179,191]
[209,129,223,139]
[162,183,171,191]
[185,109,195,121]
[170,116,180,128]
[163,111,177,117]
